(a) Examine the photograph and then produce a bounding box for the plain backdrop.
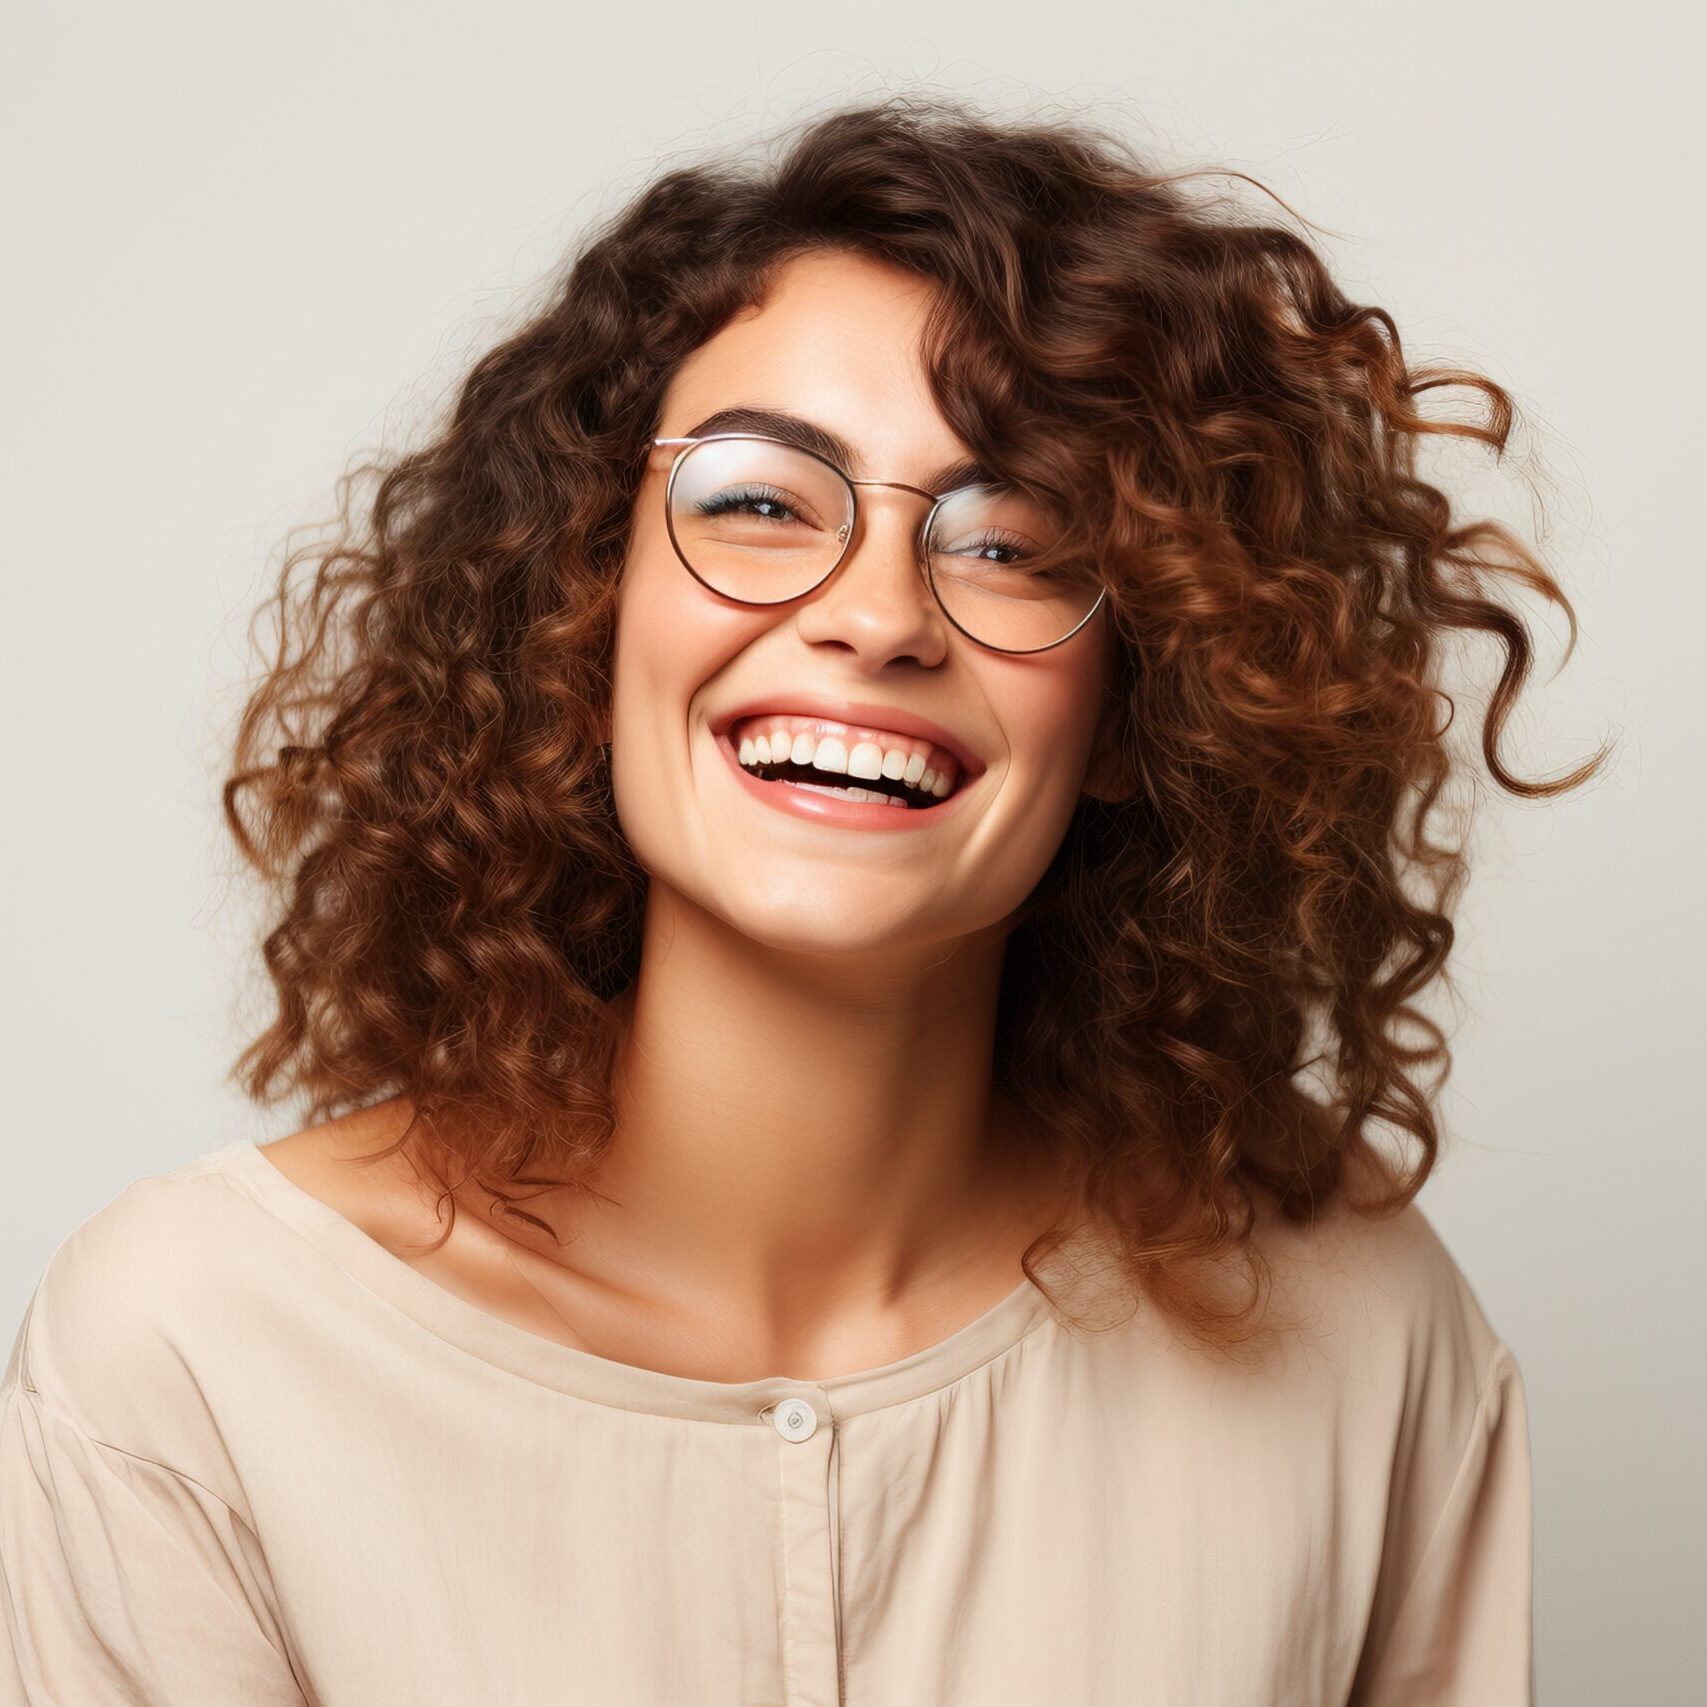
[3,3,1701,1700]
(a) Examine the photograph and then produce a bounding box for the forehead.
[656,250,974,484]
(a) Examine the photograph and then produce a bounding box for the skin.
[263,248,1135,1382]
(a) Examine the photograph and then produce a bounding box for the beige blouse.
[0,1136,1532,1705]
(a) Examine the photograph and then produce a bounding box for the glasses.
[650,433,1106,654]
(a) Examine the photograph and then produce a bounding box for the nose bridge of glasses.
[841,477,942,565]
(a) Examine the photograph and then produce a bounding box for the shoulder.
[2,1123,393,1494]
[1243,1155,1522,1444]
[6,1147,259,1420]
[5,1097,437,1428]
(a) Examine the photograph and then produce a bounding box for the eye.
[957,530,1031,567]
[936,528,1062,575]
[695,485,814,527]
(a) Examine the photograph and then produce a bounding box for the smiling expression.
[607,247,1123,955]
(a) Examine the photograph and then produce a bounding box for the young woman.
[0,94,1604,1704]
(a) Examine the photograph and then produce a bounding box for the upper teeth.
[731,715,962,800]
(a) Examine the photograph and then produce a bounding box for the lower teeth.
[785,779,912,809]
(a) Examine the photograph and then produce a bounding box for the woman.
[0,94,1604,1703]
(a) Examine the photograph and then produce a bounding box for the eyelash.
[697,486,801,523]
[694,487,1039,567]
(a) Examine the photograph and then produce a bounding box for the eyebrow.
[678,406,997,495]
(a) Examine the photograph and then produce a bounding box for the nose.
[792,481,949,664]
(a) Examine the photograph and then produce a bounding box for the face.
[607,247,1127,961]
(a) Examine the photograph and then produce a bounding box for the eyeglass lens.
[664,436,1101,652]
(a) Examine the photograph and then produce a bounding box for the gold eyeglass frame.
[650,432,1107,656]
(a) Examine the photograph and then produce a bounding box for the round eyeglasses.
[650,433,1107,655]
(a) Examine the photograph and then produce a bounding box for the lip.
[709,693,987,780]
[711,724,980,829]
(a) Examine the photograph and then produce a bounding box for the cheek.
[607,539,764,854]
[611,537,766,738]
[992,641,1107,798]
[611,548,691,710]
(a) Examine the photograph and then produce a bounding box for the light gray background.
[4,3,1700,1699]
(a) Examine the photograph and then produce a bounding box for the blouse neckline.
[208,1135,1069,1424]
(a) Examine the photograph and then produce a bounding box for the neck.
[541,880,1064,1359]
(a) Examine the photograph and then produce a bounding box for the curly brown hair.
[221,92,1611,1353]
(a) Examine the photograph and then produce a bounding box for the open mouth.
[707,704,985,826]
[709,721,982,828]
[737,755,962,811]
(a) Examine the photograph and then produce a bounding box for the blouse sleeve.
[1349,1346,1535,1706]
[0,1376,307,1705]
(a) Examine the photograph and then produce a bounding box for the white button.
[771,1398,818,1441]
